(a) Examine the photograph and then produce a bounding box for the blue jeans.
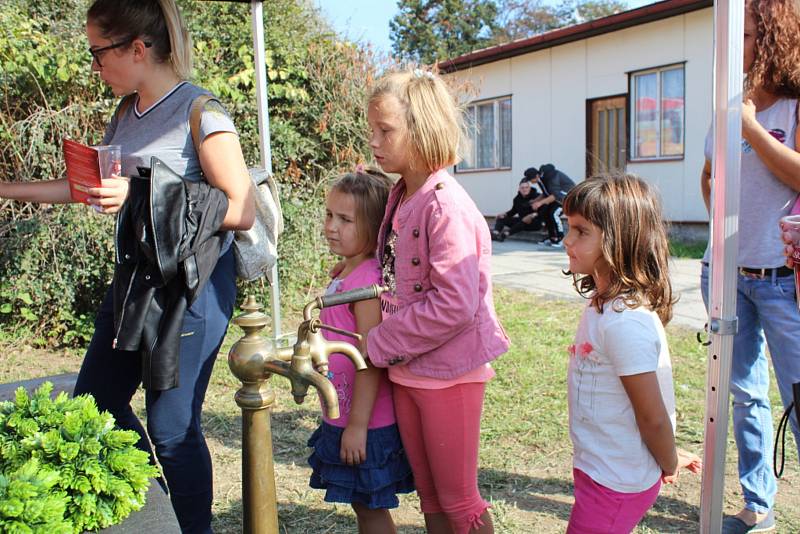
[701,263,800,513]
[74,248,236,533]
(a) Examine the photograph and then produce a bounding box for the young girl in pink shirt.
[364,69,510,534]
[307,169,414,533]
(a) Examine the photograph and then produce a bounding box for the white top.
[703,97,798,267]
[568,301,676,493]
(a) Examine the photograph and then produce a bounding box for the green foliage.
[0,207,115,346]
[1,0,383,344]
[390,0,500,64]
[0,383,158,532]
[495,0,628,42]
[389,0,630,61]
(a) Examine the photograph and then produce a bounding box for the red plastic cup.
[779,214,800,308]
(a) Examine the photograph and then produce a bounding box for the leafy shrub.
[0,458,72,533]
[1,0,386,344]
[0,383,159,532]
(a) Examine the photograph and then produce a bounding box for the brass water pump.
[227,284,386,534]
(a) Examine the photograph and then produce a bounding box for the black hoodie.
[538,164,576,203]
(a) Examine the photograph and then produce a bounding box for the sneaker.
[721,510,776,534]
[541,238,564,248]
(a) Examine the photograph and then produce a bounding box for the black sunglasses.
[89,39,152,68]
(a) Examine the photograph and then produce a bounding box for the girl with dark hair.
[562,175,701,533]
[0,1,254,532]
[700,1,800,531]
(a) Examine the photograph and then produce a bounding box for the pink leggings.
[393,382,491,534]
[567,468,661,533]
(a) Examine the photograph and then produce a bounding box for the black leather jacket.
[112,157,229,391]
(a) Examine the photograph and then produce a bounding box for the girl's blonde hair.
[368,69,462,173]
[87,0,192,80]
[330,167,394,256]
[746,0,800,98]
[562,174,675,325]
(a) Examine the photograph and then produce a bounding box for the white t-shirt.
[702,98,798,267]
[568,301,676,493]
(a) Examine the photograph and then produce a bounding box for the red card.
[63,139,101,204]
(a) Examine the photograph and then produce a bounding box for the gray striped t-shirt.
[102,81,237,181]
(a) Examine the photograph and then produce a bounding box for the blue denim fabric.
[74,248,236,533]
[700,263,800,513]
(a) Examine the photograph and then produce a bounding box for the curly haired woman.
[700,1,800,532]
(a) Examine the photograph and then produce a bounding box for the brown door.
[587,95,627,177]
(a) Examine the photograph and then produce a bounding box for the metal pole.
[700,0,744,531]
[238,385,279,534]
[250,0,283,340]
[229,297,281,534]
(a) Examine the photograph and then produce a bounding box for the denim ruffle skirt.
[307,421,415,509]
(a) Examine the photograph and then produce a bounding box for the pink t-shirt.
[380,201,495,389]
[320,258,396,428]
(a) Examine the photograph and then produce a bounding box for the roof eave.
[438,0,713,73]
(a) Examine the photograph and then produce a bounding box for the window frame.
[627,62,686,162]
[456,95,513,173]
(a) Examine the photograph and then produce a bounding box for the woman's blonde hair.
[87,0,192,80]
[562,174,675,325]
[330,166,394,257]
[368,69,462,173]
[746,0,800,98]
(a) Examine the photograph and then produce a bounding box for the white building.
[441,0,713,224]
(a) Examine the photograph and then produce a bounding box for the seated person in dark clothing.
[491,177,540,241]
[526,164,576,247]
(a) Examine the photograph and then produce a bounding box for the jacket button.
[411,257,420,266]
[388,356,404,365]
[412,229,420,237]
[145,275,151,280]
[414,283,422,292]
[435,182,445,190]
[124,254,131,260]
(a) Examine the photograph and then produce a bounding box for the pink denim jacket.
[367,169,510,379]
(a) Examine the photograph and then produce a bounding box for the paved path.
[491,240,707,331]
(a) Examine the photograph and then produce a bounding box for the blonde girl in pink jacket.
[364,69,510,534]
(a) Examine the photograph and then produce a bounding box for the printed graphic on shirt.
[569,341,599,422]
[742,128,786,153]
[381,230,398,294]
[329,370,352,416]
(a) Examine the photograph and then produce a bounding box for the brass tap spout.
[322,340,368,371]
[261,358,340,419]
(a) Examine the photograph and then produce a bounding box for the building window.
[458,96,512,171]
[630,64,684,160]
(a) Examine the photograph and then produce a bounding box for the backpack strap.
[188,94,215,150]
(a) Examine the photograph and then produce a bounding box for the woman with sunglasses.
[0,1,253,532]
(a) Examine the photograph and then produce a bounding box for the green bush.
[0,0,385,344]
[0,383,159,532]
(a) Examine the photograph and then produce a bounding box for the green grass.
[1,287,798,533]
[669,239,707,259]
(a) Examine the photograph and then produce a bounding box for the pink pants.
[393,382,491,534]
[567,468,661,534]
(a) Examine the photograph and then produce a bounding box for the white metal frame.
[701,0,744,531]
[247,1,283,339]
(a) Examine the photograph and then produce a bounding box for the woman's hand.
[782,229,798,268]
[662,448,702,484]
[87,176,129,214]
[340,424,367,466]
[741,98,759,140]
